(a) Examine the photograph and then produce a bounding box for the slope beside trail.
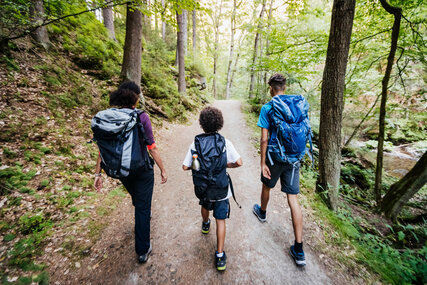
[57,100,334,284]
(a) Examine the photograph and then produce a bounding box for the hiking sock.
[216,251,224,258]
[294,241,303,253]
[260,209,266,215]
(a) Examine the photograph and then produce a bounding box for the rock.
[0,198,8,208]
[75,262,81,268]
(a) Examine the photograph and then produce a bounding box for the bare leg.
[201,206,209,223]
[261,184,271,211]
[287,194,303,243]
[216,219,226,253]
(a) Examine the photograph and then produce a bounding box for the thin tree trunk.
[213,0,223,99]
[183,10,188,56]
[192,10,196,56]
[249,0,267,99]
[142,0,151,39]
[161,0,166,40]
[264,0,274,90]
[374,0,402,204]
[177,10,186,94]
[229,32,246,94]
[30,0,51,50]
[380,151,427,220]
[316,0,356,211]
[225,0,237,99]
[344,94,380,147]
[102,6,116,41]
[120,2,142,85]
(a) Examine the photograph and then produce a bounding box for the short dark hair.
[268,73,286,93]
[118,81,141,95]
[199,106,224,133]
[109,85,139,107]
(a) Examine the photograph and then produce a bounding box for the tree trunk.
[264,0,274,90]
[183,10,188,56]
[316,0,356,210]
[142,0,151,39]
[225,0,237,100]
[102,6,116,41]
[229,32,246,94]
[29,0,51,50]
[212,0,223,99]
[374,0,402,204]
[161,0,166,40]
[192,10,196,57]
[120,2,142,85]
[249,0,267,99]
[380,151,427,221]
[177,10,186,94]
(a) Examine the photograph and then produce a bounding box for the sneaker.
[252,204,266,222]
[201,219,210,234]
[215,251,227,271]
[290,245,306,266]
[138,243,152,263]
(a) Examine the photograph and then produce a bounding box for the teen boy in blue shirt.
[252,73,306,266]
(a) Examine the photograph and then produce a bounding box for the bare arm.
[227,157,243,168]
[149,147,168,184]
[260,128,271,179]
[94,153,103,192]
[182,165,190,171]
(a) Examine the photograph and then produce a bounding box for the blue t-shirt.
[257,102,273,130]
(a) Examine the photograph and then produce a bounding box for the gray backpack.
[91,108,152,178]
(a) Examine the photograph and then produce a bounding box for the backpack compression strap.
[226,173,241,208]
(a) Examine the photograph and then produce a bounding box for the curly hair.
[268,73,287,93]
[109,81,140,107]
[199,106,224,133]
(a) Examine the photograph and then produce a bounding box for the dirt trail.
[60,100,332,284]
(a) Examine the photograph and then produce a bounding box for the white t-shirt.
[183,138,241,201]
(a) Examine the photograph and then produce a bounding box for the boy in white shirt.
[182,106,242,271]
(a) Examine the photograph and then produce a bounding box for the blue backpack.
[267,95,313,167]
[91,108,153,178]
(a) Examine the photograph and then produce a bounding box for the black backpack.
[91,108,153,178]
[191,133,240,207]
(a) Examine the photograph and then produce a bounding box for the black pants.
[120,169,154,255]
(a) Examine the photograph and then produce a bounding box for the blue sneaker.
[202,219,210,234]
[290,245,306,266]
[252,204,266,222]
[215,251,227,271]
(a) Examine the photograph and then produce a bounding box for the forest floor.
[46,100,361,285]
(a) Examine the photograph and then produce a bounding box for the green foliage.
[302,165,427,284]
[0,167,36,195]
[48,5,122,77]
[18,212,52,235]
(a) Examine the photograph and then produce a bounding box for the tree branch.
[351,28,392,46]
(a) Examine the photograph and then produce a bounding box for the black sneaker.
[252,204,267,222]
[215,251,227,271]
[138,243,152,263]
[290,245,306,266]
[202,219,210,234]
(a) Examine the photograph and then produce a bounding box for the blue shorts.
[201,199,230,220]
[261,159,300,194]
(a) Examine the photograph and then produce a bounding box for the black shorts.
[261,159,300,194]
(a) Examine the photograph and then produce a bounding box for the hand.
[262,164,271,180]
[94,176,103,192]
[160,171,168,184]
